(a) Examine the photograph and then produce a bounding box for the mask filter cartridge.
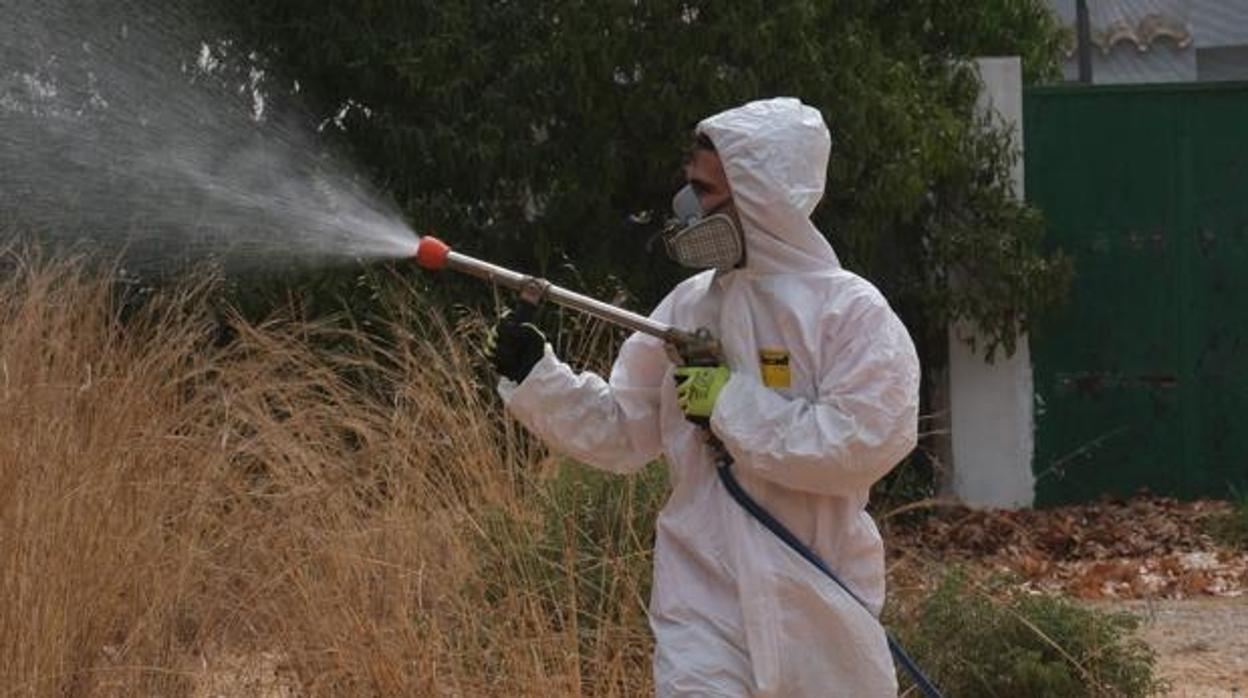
[663,184,744,270]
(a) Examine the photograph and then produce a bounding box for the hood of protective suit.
[696,97,840,275]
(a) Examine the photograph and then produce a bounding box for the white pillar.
[947,57,1035,509]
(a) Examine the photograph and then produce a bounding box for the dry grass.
[0,253,655,696]
[1,251,1168,698]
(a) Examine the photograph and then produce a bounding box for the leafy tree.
[218,0,1071,360]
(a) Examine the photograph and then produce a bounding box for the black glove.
[486,303,546,383]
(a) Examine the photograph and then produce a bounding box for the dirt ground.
[188,646,294,698]
[1096,598,1248,698]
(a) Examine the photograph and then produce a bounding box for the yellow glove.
[674,365,731,419]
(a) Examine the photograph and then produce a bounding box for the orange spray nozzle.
[413,235,451,271]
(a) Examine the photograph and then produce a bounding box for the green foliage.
[913,105,1073,359]
[1204,490,1248,549]
[873,0,1071,84]
[870,449,940,518]
[893,571,1164,697]
[217,0,1072,359]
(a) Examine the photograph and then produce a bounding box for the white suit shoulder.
[808,266,911,345]
[646,270,717,323]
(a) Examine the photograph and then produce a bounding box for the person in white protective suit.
[489,97,920,696]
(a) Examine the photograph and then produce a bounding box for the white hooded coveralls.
[500,98,920,697]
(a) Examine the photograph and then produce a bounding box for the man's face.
[684,148,734,217]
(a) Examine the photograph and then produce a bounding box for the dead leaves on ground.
[885,497,1248,600]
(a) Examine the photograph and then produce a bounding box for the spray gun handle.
[666,327,723,367]
[667,326,724,433]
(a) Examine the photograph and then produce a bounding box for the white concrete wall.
[947,57,1035,509]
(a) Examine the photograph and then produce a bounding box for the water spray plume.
[1,0,417,271]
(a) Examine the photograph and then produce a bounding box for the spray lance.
[411,235,723,366]
[409,181,745,364]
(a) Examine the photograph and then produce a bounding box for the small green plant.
[893,571,1164,697]
[1204,492,1248,549]
[870,448,942,523]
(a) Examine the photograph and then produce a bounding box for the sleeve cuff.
[497,343,558,404]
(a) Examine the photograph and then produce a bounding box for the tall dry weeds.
[0,254,655,696]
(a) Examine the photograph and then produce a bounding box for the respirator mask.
[662,184,745,271]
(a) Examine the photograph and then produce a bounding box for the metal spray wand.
[411,235,721,365]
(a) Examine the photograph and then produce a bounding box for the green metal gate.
[1024,82,1248,505]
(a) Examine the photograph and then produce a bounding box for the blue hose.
[715,457,943,698]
